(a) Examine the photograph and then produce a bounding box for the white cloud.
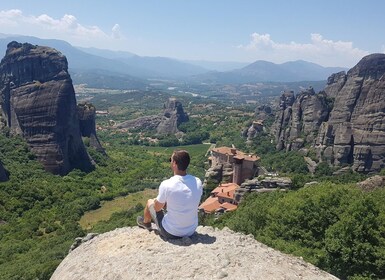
[239,33,370,67]
[0,9,112,46]
[0,9,23,26]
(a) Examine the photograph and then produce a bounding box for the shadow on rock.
[165,232,217,246]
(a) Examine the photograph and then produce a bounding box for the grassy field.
[79,144,211,230]
[79,188,157,230]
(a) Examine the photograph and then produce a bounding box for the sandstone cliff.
[0,41,93,175]
[116,98,189,134]
[77,102,105,154]
[272,53,385,172]
[51,226,338,280]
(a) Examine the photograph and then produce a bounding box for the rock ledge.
[51,226,338,280]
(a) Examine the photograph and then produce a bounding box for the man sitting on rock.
[137,150,203,239]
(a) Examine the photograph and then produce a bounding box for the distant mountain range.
[0,34,348,88]
[189,60,346,84]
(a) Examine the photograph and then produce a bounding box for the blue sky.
[0,0,384,67]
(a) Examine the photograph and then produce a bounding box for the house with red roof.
[199,183,239,214]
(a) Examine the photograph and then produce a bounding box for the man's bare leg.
[143,199,154,223]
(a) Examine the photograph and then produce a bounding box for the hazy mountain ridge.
[0,34,347,87]
[192,60,347,84]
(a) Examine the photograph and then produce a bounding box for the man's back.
[157,174,202,237]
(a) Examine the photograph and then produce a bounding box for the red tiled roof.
[220,202,238,211]
[211,146,260,161]
[212,183,239,196]
[216,190,235,199]
[198,197,221,213]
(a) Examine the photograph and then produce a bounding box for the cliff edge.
[51,226,338,280]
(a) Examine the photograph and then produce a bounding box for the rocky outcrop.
[316,54,385,172]
[245,121,264,142]
[357,175,385,191]
[0,41,93,175]
[77,102,105,154]
[272,87,329,151]
[272,53,385,172]
[0,160,8,182]
[235,176,292,202]
[51,226,338,280]
[116,98,189,134]
[255,104,273,119]
[157,98,189,134]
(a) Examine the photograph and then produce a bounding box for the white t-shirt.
[156,174,203,237]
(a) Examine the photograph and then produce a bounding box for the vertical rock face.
[77,102,105,154]
[116,98,189,135]
[156,98,189,134]
[316,53,385,172]
[272,53,385,172]
[271,88,329,151]
[270,91,295,150]
[0,41,93,175]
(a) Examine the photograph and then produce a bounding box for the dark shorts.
[148,203,181,239]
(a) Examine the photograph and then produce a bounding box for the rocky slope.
[0,41,93,175]
[51,226,338,280]
[272,53,385,172]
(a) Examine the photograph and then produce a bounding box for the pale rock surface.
[51,226,339,280]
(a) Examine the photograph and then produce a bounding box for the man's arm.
[154,198,165,212]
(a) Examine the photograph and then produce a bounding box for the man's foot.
[137,216,152,230]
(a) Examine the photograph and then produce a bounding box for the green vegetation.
[207,183,385,279]
[1,88,382,280]
[79,188,157,230]
[0,129,208,279]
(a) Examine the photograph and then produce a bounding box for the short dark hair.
[171,150,190,171]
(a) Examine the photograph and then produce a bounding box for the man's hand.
[153,198,165,212]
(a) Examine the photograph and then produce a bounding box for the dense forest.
[1,89,385,279]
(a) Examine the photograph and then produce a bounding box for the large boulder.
[51,226,338,280]
[0,41,93,175]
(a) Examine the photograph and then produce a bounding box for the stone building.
[209,146,260,185]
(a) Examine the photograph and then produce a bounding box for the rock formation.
[0,41,93,175]
[0,160,8,182]
[116,98,189,134]
[245,120,264,143]
[51,226,338,280]
[156,98,189,134]
[272,87,329,151]
[77,102,105,154]
[356,175,385,191]
[272,53,385,173]
[235,176,292,203]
